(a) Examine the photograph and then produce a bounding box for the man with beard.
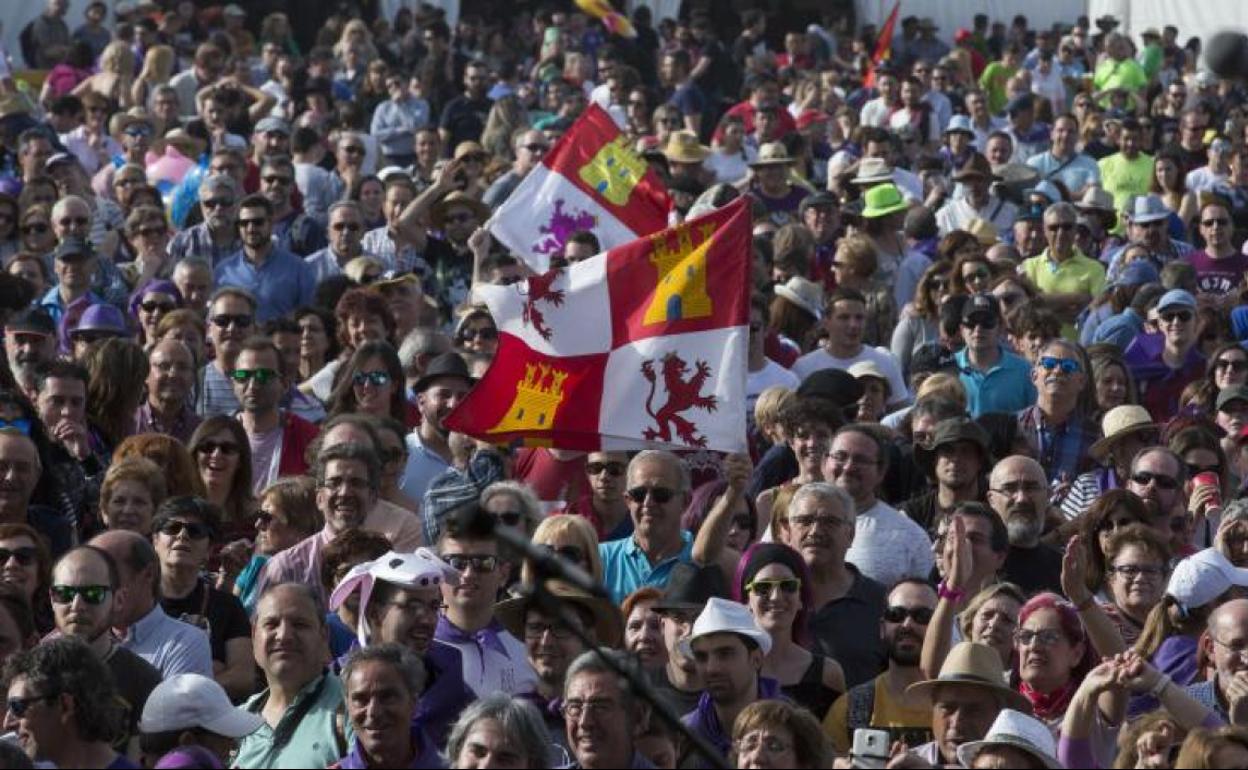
[260,156,324,258]
[214,194,316,324]
[334,644,443,768]
[905,418,992,534]
[824,579,938,752]
[168,175,242,268]
[986,456,1064,594]
[255,443,382,607]
[198,288,258,418]
[135,339,200,443]
[50,546,162,748]
[3,309,57,402]
[229,337,318,492]
[680,598,777,766]
[400,353,473,503]
[497,582,622,752]
[1017,339,1100,485]
[433,520,538,699]
[1126,447,1188,548]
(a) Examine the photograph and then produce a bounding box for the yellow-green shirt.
[978,62,1017,114]
[1093,58,1149,103]
[1021,249,1108,339]
[823,675,934,754]
[1098,151,1154,232]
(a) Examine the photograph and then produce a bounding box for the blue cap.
[1006,94,1035,115]
[1112,260,1160,288]
[1017,202,1046,222]
[1157,289,1197,313]
[944,114,974,136]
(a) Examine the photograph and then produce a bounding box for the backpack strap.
[846,679,877,734]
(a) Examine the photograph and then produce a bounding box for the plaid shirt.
[1017,405,1101,485]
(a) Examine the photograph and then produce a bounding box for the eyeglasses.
[385,598,446,618]
[1203,218,1230,227]
[1159,310,1193,324]
[961,318,998,330]
[202,198,235,209]
[1038,356,1082,374]
[0,546,36,566]
[491,510,524,527]
[561,698,617,720]
[352,370,392,388]
[1216,358,1248,372]
[7,693,58,717]
[443,554,499,573]
[331,221,362,232]
[525,621,576,639]
[736,733,793,755]
[49,584,109,605]
[625,486,676,504]
[196,440,239,456]
[1107,564,1165,580]
[229,368,279,385]
[211,313,253,329]
[883,605,935,624]
[1212,636,1248,661]
[586,461,625,477]
[788,514,853,530]
[459,327,498,342]
[745,577,801,596]
[156,519,212,540]
[20,223,49,235]
[140,300,176,314]
[963,267,990,280]
[1130,470,1179,491]
[1015,628,1066,647]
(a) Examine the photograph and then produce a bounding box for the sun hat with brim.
[1128,194,1171,224]
[1156,289,1197,313]
[139,673,264,738]
[774,276,824,321]
[861,183,908,219]
[992,163,1040,189]
[953,153,998,182]
[907,642,1031,710]
[110,110,155,138]
[329,549,460,646]
[1167,547,1248,614]
[663,130,711,163]
[851,157,895,185]
[915,417,993,472]
[1076,186,1118,229]
[678,597,772,658]
[748,142,794,167]
[966,217,999,247]
[1088,405,1157,463]
[164,128,208,160]
[956,709,1063,770]
[496,581,623,648]
[374,270,422,291]
[1218,386,1248,412]
[413,351,476,393]
[430,192,491,230]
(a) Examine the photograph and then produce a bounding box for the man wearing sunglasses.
[306,201,374,283]
[825,579,938,753]
[1020,202,1107,340]
[259,155,324,258]
[214,194,316,324]
[230,338,317,493]
[168,175,242,269]
[563,450,633,542]
[1124,289,1206,422]
[49,545,162,748]
[1018,339,1100,485]
[1106,193,1196,278]
[1187,200,1248,302]
[483,129,550,209]
[1126,447,1188,541]
[955,294,1035,417]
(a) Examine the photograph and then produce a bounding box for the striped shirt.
[197,362,240,418]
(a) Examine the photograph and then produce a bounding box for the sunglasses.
[459,327,497,342]
[586,461,625,477]
[140,300,176,313]
[1131,470,1179,491]
[238,217,269,228]
[625,486,676,504]
[352,370,392,387]
[745,577,801,596]
[7,693,58,717]
[1039,356,1081,374]
[1186,463,1220,477]
[0,546,36,566]
[255,511,281,530]
[21,224,49,235]
[883,605,935,624]
[1217,358,1248,372]
[492,510,524,527]
[201,198,235,209]
[961,318,998,330]
[229,368,279,385]
[196,440,239,456]
[1159,310,1194,324]
[1046,222,1075,232]
[156,519,212,540]
[331,222,362,232]
[211,313,253,329]
[540,544,587,564]
[343,146,365,154]
[443,212,477,225]
[522,143,549,153]
[443,554,499,573]
[1202,218,1230,227]
[49,584,109,605]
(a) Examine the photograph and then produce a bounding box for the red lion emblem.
[521,269,565,341]
[640,353,718,447]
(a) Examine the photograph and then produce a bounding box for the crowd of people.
[0,0,1247,768]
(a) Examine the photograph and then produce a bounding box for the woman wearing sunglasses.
[0,523,53,635]
[325,340,416,428]
[454,307,499,358]
[186,417,255,544]
[734,543,844,720]
[152,496,256,700]
[891,260,951,380]
[231,476,322,615]
[521,514,603,587]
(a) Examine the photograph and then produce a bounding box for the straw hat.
[957,709,1063,769]
[966,217,999,246]
[430,191,490,230]
[663,130,711,163]
[861,183,908,219]
[748,142,794,167]
[1075,185,1118,228]
[1088,405,1157,463]
[164,128,207,161]
[773,276,824,320]
[907,642,1030,710]
[452,141,489,162]
[851,157,894,185]
[496,581,623,648]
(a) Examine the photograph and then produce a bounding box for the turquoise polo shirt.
[600,530,694,605]
[956,346,1037,417]
[232,672,352,769]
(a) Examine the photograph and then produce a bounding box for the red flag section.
[864,0,901,88]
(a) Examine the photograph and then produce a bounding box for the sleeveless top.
[780,655,842,721]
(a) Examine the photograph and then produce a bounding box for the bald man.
[1187,598,1248,723]
[90,530,213,679]
[985,456,1063,594]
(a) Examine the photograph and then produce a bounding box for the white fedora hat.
[956,709,1062,769]
[678,597,772,658]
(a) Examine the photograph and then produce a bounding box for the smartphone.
[851,728,891,769]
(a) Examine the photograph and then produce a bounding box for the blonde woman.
[480,97,530,162]
[334,19,379,64]
[73,40,136,109]
[133,45,176,110]
[521,514,603,586]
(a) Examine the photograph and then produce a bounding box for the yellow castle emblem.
[488,362,570,437]
[643,221,716,325]
[578,136,647,206]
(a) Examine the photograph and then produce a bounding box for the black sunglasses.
[883,605,935,624]
[0,546,36,566]
[625,486,676,504]
[156,519,212,540]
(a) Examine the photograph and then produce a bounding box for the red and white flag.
[447,199,751,453]
[487,103,672,272]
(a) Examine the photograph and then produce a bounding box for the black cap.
[796,368,864,409]
[4,307,55,336]
[910,343,958,377]
[653,563,725,612]
[799,191,838,215]
[412,352,475,393]
[961,293,1001,325]
[52,237,95,262]
[915,417,993,471]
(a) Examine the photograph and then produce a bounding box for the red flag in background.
[864,0,901,88]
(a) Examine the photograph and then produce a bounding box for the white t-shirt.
[845,499,936,588]
[746,360,800,416]
[791,346,910,406]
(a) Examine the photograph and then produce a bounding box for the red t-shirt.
[512,448,587,504]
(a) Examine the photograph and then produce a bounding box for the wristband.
[937,582,965,603]
[1149,673,1172,698]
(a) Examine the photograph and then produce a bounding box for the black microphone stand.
[448,504,730,769]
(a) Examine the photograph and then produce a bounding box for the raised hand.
[1061,534,1092,606]
[944,515,974,594]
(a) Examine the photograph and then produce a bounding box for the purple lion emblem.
[533,199,597,257]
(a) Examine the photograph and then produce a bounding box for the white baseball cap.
[139,674,264,738]
[1168,548,1248,614]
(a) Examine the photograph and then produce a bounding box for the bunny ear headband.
[328,547,461,647]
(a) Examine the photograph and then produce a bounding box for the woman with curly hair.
[82,338,148,453]
[98,457,167,534]
[302,288,395,404]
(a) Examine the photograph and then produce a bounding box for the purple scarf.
[435,616,510,658]
[681,677,782,760]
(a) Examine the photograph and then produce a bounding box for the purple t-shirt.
[1187,249,1248,296]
